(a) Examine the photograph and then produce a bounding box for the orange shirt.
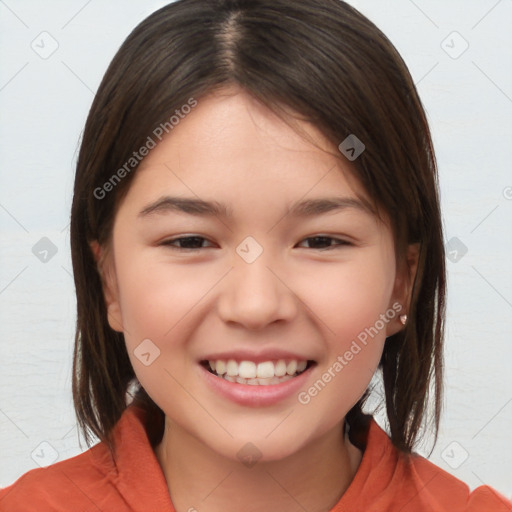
[1,405,510,511]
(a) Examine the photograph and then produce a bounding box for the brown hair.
[71,0,445,455]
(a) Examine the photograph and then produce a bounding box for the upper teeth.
[208,359,308,379]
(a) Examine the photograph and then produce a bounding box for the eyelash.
[160,235,352,251]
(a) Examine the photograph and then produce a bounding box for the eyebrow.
[138,195,373,219]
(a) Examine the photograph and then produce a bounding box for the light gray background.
[1,0,511,500]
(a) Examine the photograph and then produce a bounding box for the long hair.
[70,0,445,455]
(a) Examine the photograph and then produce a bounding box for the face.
[96,86,412,462]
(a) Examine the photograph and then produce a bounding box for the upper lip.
[199,349,315,364]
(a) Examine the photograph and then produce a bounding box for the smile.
[200,359,315,385]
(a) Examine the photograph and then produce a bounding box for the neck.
[155,417,363,512]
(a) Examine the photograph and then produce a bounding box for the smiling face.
[95,86,412,462]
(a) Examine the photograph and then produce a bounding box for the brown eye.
[297,236,352,250]
[160,236,214,250]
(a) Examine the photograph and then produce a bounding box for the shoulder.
[402,451,511,511]
[338,417,512,512]
[0,405,167,512]
[0,441,121,512]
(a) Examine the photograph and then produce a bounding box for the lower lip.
[198,363,315,407]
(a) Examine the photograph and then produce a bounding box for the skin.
[92,85,418,512]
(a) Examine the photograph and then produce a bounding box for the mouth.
[200,358,316,386]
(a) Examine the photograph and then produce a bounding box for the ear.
[385,243,420,337]
[89,240,124,333]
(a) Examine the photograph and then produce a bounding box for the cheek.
[115,259,208,410]
[116,254,212,341]
[289,253,392,413]
[115,256,227,402]
[117,247,394,373]
[292,261,391,423]
[293,253,395,347]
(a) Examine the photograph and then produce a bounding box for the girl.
[1,0,510,510]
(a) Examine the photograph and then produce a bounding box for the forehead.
[118,87,379,225]
[166,86,332,154]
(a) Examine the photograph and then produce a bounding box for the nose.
[216,249,297,330]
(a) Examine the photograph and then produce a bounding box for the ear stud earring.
[399,314,408,326]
